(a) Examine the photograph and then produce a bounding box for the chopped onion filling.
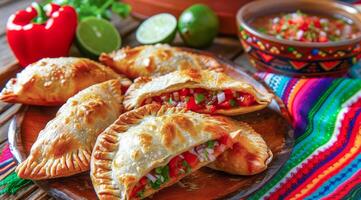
[142,88,256,112]
[130,136,230,199]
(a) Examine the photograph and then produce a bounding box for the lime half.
[76,17,121,58]
[136,13,177,44]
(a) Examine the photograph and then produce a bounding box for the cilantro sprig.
[43,0,131,21]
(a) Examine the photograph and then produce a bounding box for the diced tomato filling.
[130,136,231,199]
[142,88,256,112]
[182,151,198,168]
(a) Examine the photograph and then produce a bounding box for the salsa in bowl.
[252,10,360,43]
[237,0,361,77]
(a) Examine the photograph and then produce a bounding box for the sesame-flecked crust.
[16,80,125,180]
[123,69,273,115]
[0,57,131,106]
[207,123,273,175]
[90,104,244,200]
[99,44,223,79]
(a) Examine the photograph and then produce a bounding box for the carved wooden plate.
[8,52,294,200]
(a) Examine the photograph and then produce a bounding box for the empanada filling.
[130,136,231,199]
[142,88,256,112]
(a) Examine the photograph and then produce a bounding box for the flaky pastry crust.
[90,104,246,200]
[99,44,223,79]
[16,80,125,180]
[0,57,131,106]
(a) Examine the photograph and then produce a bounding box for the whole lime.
[178,4,219,48]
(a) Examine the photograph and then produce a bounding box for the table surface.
[0,1,255,199]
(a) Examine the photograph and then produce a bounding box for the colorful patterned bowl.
[236,0,361,77]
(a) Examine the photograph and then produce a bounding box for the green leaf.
[182,161,191,173]
[204,150,209,161]
[41,0,54,6]
[168,97,173,105]
[150,179,161,189]
[207,140,215,149]
[229,99,237,107]
[161,166,170,182]
[77,4,100,20]
[101,9,112,20]
[137,189,145,198]
[155,167,162,174]
[112,2,131,18]
[195,93,205,104]
[43,0,131,21]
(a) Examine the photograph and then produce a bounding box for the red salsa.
[130,136,231,199]
[251,10,360,42]
[142,88,256,113]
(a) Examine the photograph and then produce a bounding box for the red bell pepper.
[169,156,183,178]
[186,96,202,111]
[179,88,190,96]
[217,100,231,109]
[182,152,198,168]
[218,135,231,146]
[223,89,234,100]
[6,3,77,67]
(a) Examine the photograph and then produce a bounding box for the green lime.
[136,13,177,44]
[76,17,121,59]
[178,4,219,48]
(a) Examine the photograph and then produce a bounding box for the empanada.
[91,104,245,200]
[0,57,131,106]
[16,79,126,180]
[208,123,273,175]
[124,69,273,116]
[99,44,223,78]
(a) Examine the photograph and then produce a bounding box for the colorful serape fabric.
[0,144,17,181]
[248,73,361,200]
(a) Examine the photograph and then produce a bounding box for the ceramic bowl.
[236,0,361,77]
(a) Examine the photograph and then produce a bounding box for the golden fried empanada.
[0,57,131,106]
[99,44,223,78]
[91,104,247,200]
[124,69,273,116]
[208,123,273,175]
[16,79,125,180]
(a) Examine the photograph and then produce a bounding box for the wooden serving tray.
[8,54,294,199]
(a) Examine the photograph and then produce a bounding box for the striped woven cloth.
[0,144,16,181]
[0,73,360,199]
[249,73,361,199]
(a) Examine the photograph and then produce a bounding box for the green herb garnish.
[229,99,237,107]
[195,93,205,104]
[182,160,192,174]
[207,140,216,149]
[137,189,145,198]
[204,150,209,161]
[168,97,174,105]
[161,166,170,182]
[43,0,131,21]
[155,167,163,174]
[150,179,162,189]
